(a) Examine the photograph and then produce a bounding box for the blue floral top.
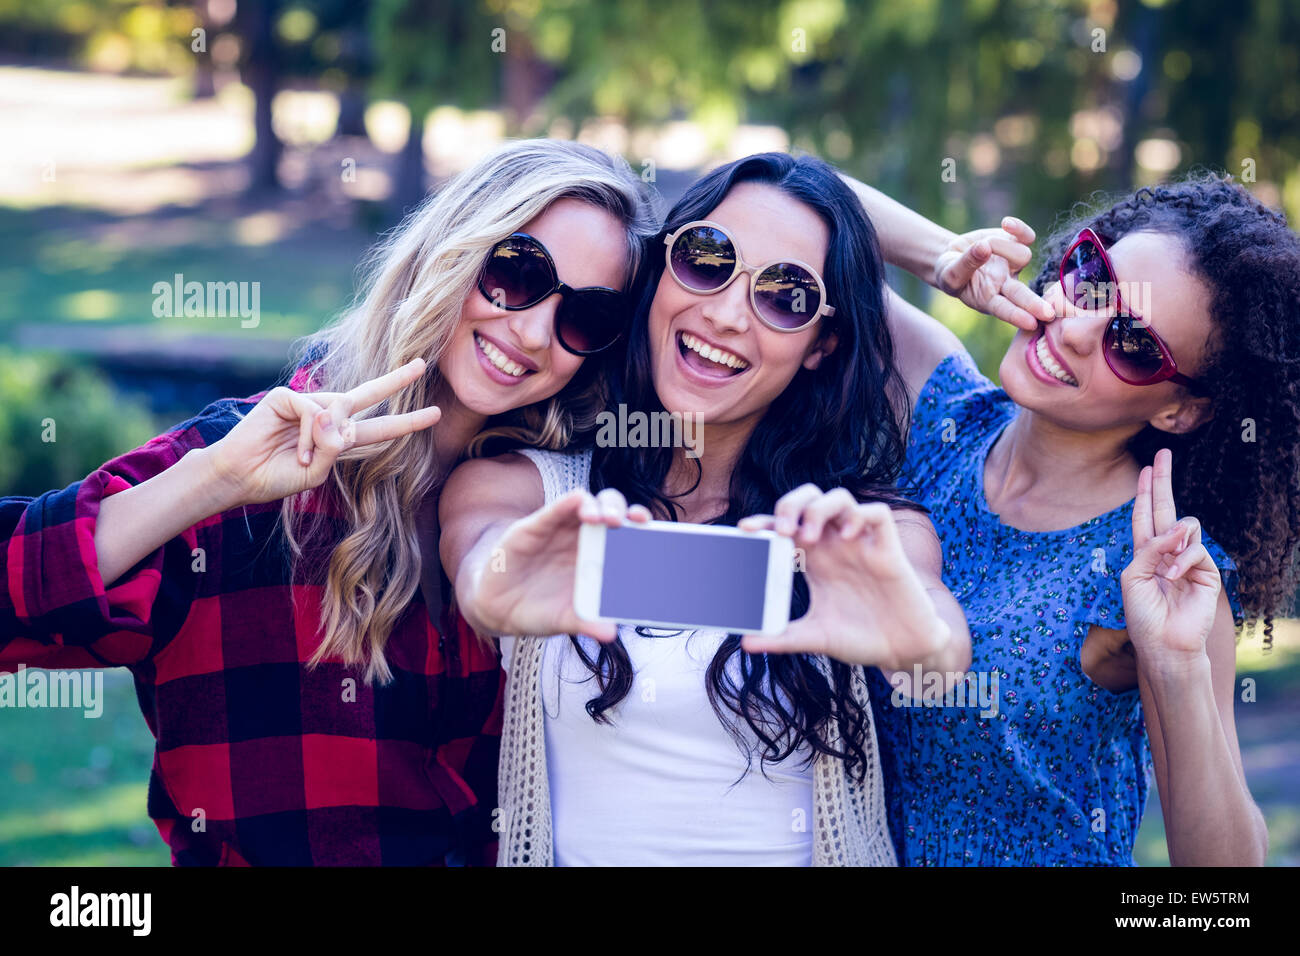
[866,351,1243,866]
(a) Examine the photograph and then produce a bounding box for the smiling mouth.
[1032,331,1079,387]
[475,332,535,378]
[677,331,750,377]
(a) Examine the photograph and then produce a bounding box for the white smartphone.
[574,520,795,635]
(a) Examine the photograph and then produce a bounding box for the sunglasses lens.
[754,263,823,329]
[557,290,627,354]
[481,236,554,308]
[1062,240,1117,311]
[1105,316,1167,383]
[669,225,735,291]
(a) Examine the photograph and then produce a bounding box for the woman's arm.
[439,455,624,641]
[1123,450,1268,865]
[95,360,437,587]
[839,174,1053,402]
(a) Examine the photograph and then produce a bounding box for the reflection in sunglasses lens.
[483,237,555,308]
[671,226,735,291]
[1107,316,1165,380]
[755,263,821,329]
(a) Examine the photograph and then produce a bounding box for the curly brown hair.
[1029,173,1300,644]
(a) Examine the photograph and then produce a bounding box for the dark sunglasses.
[663,220,835,332]
[478,233,629,356]
[1059,227,1200,390]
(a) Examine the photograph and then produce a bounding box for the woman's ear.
[1148,394,1214,435]
[803,331,839,371]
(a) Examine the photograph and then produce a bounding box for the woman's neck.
[427,385,489,482]
[984,408,1143,530]
[662,417,757,523]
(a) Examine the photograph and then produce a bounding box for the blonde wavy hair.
[281,139,659,683]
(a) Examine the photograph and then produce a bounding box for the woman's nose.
[507,297,557,353]
[1050,286,1108,356]
[699,274,753,334]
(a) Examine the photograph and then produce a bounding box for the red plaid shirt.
[0,373,503,866]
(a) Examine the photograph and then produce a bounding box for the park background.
[0,0,1297,865]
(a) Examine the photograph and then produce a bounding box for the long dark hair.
[1030,173,1300,645]
[578,153,915,781]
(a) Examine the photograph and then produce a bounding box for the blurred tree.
[0,351,157,498]
[234,0,284,192]
[370,0,499,212]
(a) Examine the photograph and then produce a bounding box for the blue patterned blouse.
[866,350,1243,866]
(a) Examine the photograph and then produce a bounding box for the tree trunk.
[392,111,427,216]
[241,0,282,192]
[335,85,368,138]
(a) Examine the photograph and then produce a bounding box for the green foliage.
[369,0,499,117]
[0,349,159,498]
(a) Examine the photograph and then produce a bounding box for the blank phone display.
[599,525,771,631]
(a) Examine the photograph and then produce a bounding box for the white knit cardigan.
[494,449,898,867]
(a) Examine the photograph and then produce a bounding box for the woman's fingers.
[313,396,352,457]
[627,504,653,524]
[773,484,824,536]
[1001,277,1056,323]
[939,240,990,292]
[1151,448,1178,535]
[298,403,316,466]
[984,235,1033,272]
[737,514,776,532]
[593,488,629,526]
[1132,464,1155,547]
[341,358,427,416]
[984,292,1041,331]
[740,620,826,657]
[270,388,324,466]
[796,488,857,544]
[1161,516,1211,581]
[350,405,441,447]
[1001,216,1036,245]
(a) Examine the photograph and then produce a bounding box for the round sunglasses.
[1059,227,1200,390]
[663,220,835,332]
[478,233,629,356]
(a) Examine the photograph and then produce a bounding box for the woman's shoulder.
[911,350,1009,431]
[903,351,1015,495]
[514,447,593,500]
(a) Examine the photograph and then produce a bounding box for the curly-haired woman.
[841,173,1296,865]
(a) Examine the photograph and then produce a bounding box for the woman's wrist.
[837,173,957,283]
[189,444,250,516]
[1137,648,1213,689]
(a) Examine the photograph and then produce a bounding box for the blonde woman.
[0,139,658,866]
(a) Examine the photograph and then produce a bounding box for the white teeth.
[476,333,528,377]
[681,332,749,370]
[1035,335,1078,386]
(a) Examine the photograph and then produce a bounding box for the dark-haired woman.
[840,173,1288,865]
[439,153,972,865]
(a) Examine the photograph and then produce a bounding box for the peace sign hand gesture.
[1121,448,1222,668]
[934,217,1056,331]
[207,358,441,507]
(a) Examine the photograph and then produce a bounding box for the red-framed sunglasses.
[1059,227,1201,390]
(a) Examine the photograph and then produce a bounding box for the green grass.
[0,669,167,865]
[0,203,372,345]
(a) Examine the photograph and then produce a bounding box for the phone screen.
[598,525,773,631]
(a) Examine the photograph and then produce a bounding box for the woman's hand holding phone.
[461,487,650,642]
[737,486,953,669]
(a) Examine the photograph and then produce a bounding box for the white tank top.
[503,448,815,866]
